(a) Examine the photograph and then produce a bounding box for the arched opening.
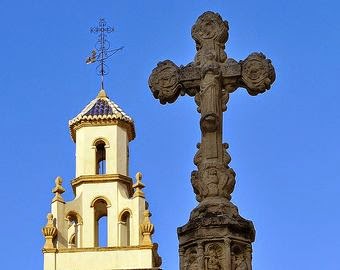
[69,234,76,247]
[66,213,81,248]
[93,199,108,247]
[119,210,131,246]
[98,216,107,247]
[95,141,106,174]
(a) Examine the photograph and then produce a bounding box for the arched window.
[119,210,131,246]
[95,141,106,174]
[93,199,108,247]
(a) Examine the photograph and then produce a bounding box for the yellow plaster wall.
[46,248,154,270]
[75,125,128,177]
[55,181,145,248]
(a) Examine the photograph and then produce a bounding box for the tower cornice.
[70,118,135,142]
[71,174,133,196]
[43,244,156,253]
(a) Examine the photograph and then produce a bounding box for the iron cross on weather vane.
[149,12,276,215]
[86,18,123,90]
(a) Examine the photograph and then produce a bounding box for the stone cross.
[149,11,276,269]
[149,12,275,215]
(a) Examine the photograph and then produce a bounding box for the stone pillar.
[179,247,185,270]
[197,242,204,269]
[77,221,83,248]
[245,245,253,270]
[224,238,232,270]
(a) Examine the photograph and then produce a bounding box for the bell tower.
[71,89,133,178]
[42,89,162,270]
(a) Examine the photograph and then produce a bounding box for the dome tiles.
[69,89,135,142]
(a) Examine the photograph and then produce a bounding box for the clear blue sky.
[0,0,339,269]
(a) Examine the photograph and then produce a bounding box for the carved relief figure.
[191,170,204,202]
[148,60,181,104]
[205,243,224,270]
[234,254,248,270]
[199,72,220,134]
[191,12,228,64]
[184,247,198,270]
[187,256,198,270]
[207,249,222,270]
[222,143,231,166]
[218,167,235,199]
[204,167,219,197]
[193,143,202,166]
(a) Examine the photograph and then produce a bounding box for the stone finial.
[133,172,145,198]
[97,89,108,99]
[140,209,154,245]
[52,176,65,203]
[42,213,57,249]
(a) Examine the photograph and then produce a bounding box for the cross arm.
[227,52,276,96]
[148,58,242,104]
[148,60,200,104]
[148,52,275,104]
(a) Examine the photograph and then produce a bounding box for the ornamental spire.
[97,89,108,99]
[42,213,57,249]
[140,210,154,245]
[133,172,145,198]
[52,176,65,203]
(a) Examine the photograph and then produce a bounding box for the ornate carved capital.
[224,237,231,247]
[191,164,235,202]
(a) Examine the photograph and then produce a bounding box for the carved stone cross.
[149,11,275,215]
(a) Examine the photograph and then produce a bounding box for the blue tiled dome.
[85,99,114,116]
[69,90,135,142]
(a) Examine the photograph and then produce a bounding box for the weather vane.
[86,18,123,90]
